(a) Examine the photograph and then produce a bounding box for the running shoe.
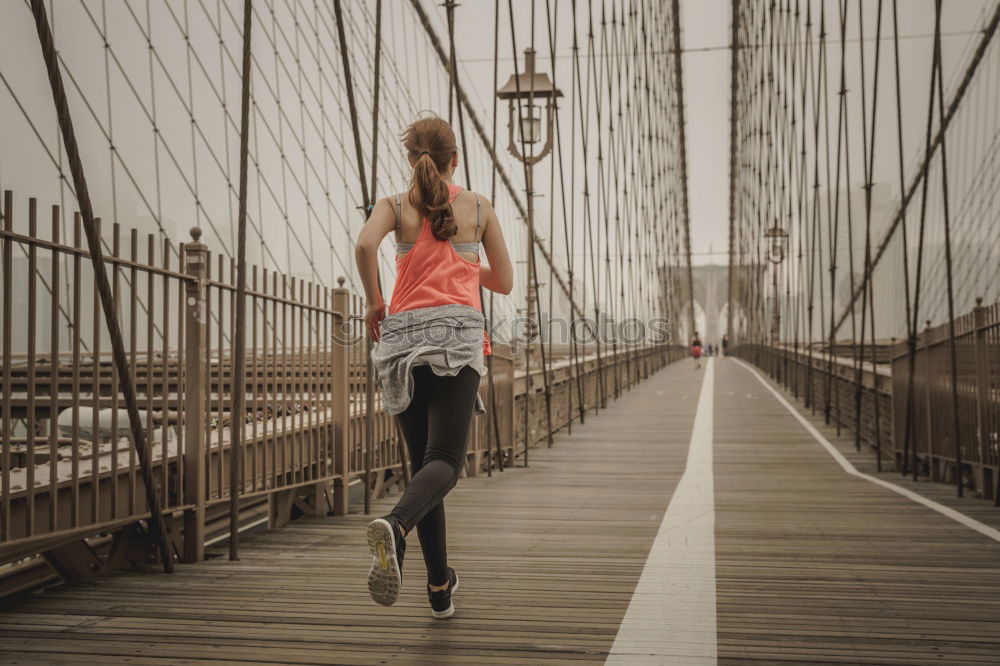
[427,567,460,619]
[367,516,406,606]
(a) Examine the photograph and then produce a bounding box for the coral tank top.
[388,184,490,355]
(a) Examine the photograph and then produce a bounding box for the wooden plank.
[4,356,997,664]
[714,359,1000,664]
[0,361,698,664]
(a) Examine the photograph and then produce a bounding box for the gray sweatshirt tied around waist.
[370,304,487,416]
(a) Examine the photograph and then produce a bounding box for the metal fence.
[889,300,1000,502]
[0,190,684,593]
[735,298,1000,504]
[735,343,894,464]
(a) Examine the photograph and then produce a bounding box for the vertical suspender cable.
[443,0,502,472]
[334,0,371,235]
[548,0,585,429]
[333,0,378,514]
[576,0,602,415]
[368,1,409,488]
[445,0,458,126]
[727,0,739,343]
[933,0,963,497]
[408,0,583,321]
[568,0,586,425]
[893,0,917,478]
[525,0,556,449]
[807,0,823,412]
[369,1,383,204]
[544,0,558,429]
[228,0,253,561]
[825,0,849,433]
[519,0,556,449]
[831,3,1000,335]
[670,0,695,338]
[488,0,505,473]
[505,0,533,465]
[907,0,940,482]
[27,0,173,573]
[855,0,884,466]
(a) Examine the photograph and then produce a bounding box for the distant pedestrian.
[722,334,729,357]
[690,332,703,369]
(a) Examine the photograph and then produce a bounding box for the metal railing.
[735,299,1000,504]
[0,190,684,593]
[889,300,1000,501]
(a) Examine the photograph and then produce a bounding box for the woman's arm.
[354,198,396,340]
[478,198,513,295]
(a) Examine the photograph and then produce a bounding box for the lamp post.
[498,48,562,459]
[764,224,788,346]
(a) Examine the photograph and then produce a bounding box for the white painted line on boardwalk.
[734,358,1000,544]
[607,359,717,665]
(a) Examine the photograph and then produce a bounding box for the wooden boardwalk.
[715,360,1000,665]
[1,358,998,664]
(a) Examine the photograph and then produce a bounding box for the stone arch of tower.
[689,265,729,345]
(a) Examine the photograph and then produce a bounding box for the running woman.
[354,115,513,619]
[691,332,703,369]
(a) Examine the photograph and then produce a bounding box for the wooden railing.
[0,190,685,595]
[735,299,1000,504]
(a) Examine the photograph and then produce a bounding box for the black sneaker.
[367,516,406,606]
[427,567,460,619]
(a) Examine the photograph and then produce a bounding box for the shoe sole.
[367,519,401,606]
[430,571,460,620]
[431,602,455,619]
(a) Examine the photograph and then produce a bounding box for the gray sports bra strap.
[394,193,402,232]
[474,192,482,239]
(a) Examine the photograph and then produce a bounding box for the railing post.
[331,279,351,515]
[182,228,208,563]
[923,320,935,481]
[972,298,991,499]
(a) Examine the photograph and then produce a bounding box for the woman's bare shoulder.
[457,190,496,217]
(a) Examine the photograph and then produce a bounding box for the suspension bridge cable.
[905,0,941,481]
[442,0,503,473]
[671,0,694,340]
[832,3,1000,335]
[854,0,885,462]
[487,0,505,473]
[228,0,253,563]
[560,0,586,421]
[407,0,584,321]
[27,0,173,574]
[934,0,963,498]
[331,0,380,514]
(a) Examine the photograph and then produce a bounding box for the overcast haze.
[0,0,994,316]
[443,0,993,268]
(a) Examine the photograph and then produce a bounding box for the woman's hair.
[402,115,458,241]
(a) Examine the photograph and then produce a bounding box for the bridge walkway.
[0,359,997,664]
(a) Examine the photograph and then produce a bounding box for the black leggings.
[389,364,480,584]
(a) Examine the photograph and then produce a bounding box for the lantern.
[497,48,562,163]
